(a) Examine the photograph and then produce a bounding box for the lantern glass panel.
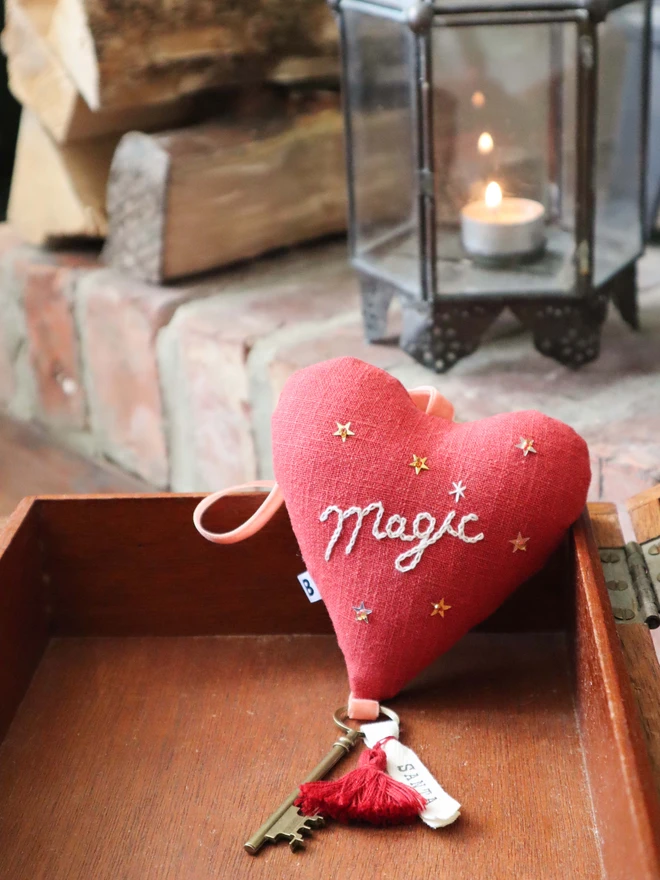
[594,2,646,286]
[431,22,578,297]
[342,9,420,295]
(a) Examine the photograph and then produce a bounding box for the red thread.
[295,742,425,825]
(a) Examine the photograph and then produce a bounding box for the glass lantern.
[332,0,651,371]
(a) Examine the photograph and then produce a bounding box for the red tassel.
[295,741,426,825]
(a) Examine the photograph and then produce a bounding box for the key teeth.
[288,833,306,852]
[286,814,325,852]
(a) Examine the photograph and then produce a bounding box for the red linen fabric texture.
[271,357,591,704]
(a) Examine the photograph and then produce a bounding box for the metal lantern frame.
[331,0,652,371]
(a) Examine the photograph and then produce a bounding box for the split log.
[8,109,116,243]
[47,0,338,111]
[268,56,340,88]
[1,0,202,142]
[103,99,348,282]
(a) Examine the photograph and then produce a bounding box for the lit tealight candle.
[460,181,546,264]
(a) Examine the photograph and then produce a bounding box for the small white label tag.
[297,571,322,603]
[384,740,461,828]
[361,722,461,828]
[362,719,400,747]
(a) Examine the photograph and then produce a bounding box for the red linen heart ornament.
[272,357,590,706]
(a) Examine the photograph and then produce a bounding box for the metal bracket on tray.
[599,543,660,629]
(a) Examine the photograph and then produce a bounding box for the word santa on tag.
[361,719,461,828]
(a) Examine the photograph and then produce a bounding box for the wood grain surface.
[39,494,332,636]
[1,496,660,878]
[589,500,660,797]
[103,100,347,283]
[47,0,337,110]
[619,625,660,800]
[8,109,116,243]
[0,498,49,740]
[628,486,660,545]
[2,0,200,143]
[0,633,602,880]
[586,501,624,547]
[37,493,570,637]
[572,512,660,880]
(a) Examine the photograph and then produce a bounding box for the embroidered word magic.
[320,501,485,573]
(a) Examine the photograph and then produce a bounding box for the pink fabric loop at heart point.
[348,694,380,721]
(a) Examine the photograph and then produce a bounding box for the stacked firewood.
[2,0,346,281]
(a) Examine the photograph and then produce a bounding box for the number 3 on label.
[297,571,323,604]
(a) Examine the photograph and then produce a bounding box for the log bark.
[1,0,210,142]
[8,109,116,243]
[47,0,338,111]
[103,98,348,282]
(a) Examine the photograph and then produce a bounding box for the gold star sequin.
[516,437,537,457]
[333,422,355,442]
[431,599,451,618]
[353,601,372,623]
[510,532,530,553]
[409,454,429,475]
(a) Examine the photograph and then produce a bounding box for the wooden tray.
[1,493,660,880]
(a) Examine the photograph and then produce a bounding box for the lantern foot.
[399,300,503,373]
[511,298,608,369]
[359,275,397,343]
[608,262,639,330]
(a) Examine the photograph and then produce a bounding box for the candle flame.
[477,132,494,155]
[485,181,502,209]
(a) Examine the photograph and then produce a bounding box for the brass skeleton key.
[244,723,363,854]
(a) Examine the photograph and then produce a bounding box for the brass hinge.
[599,543,660,628]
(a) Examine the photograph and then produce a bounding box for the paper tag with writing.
[361,721,460,828]
[297,571,322,603]
[361,719,400,746]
